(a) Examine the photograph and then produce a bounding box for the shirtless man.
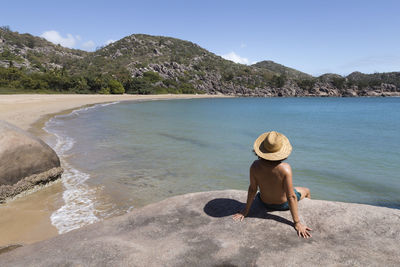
[233,131,312,238]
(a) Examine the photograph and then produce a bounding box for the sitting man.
[233,131,312,238]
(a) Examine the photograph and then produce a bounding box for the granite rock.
[1,190,399,266]
[0,120,60,186]
[0,120,62,202]
[0,166,63,203]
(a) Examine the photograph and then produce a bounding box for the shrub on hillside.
[108,79,125,94]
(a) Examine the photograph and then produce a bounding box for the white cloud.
[105,39,115,45]
[41,30,76,48]
[221,51,249,65]
[82,40,96,51]
[240,43,247,48]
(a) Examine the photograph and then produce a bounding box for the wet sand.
[0,182,63,246]
[0,93,229,247]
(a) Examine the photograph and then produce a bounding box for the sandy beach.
[0,94,228,131]
[0,93,229,247]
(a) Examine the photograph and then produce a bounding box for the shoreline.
[0,94,231,132]
[0,93,231,247]
[2,95,397,247]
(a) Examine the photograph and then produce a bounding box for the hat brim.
[253,132,292,161]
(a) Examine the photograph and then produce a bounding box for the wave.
[43,101,119,234]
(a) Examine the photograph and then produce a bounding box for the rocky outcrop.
[0,120,62,202]
[1,190,399,266]
[0,166,63,202]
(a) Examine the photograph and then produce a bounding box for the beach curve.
[0,93,230,246]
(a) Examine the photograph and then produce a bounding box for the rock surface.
[0,120,62,202]
[0,166,63,203]
[0,120,60,186]
[1,190,399,266]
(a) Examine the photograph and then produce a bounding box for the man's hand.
[294,222,312,238]
[232,210,246,221]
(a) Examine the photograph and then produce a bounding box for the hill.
[1,26,399,96]
[0,26,87,71]
[252,60,312,80]
[75,34,282,94]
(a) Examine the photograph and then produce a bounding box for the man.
[233,131,312,238]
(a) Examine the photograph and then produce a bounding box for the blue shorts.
[257,189,301,211]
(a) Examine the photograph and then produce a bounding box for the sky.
[2,0,400,76]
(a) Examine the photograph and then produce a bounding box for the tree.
[271,74,286,88]
[98,87,110,94]
[0,25,11,31]
[143,71,162,83]
[108,79,125,94]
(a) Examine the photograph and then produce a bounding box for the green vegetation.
[123,72,202,94]
[0,67,203,94]
[0,67,97,93]
[1,27,399,95]
[252,60,312,80]
[297,78,316,90]
[331,77,346,89]
[271,75,287,88]
[0,49,24,63]
[108,79,125,94]
[0,87,69,94]
[0,27,314,94]
[346,72,400,89]
[314,72,400,91]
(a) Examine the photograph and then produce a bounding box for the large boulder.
[0,120,62,202]
[0,190,399,266]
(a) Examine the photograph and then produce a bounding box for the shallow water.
[45,97,400,233]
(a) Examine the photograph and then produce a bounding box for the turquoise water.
[46,97,400,231]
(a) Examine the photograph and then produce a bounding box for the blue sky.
[2,0,400,76]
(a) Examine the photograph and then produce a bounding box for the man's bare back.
[232,131,312,238]
[252,160,310,204]
[253,159,290,204]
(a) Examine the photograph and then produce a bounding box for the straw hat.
[253,131,292,161]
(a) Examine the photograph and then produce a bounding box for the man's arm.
[233,163,258,221]
[282,163,312,238]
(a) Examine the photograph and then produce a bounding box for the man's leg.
[294,187,311,200]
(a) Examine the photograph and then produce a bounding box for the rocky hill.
[0,26,87,71]
[252,60,312,80]
[1,26,399,96]
[1,190,399,266]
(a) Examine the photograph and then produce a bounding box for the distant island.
[0,26,399,96]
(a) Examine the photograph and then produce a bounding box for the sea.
[43,97,400,233]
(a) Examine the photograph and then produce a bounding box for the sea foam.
[44,101,119,234]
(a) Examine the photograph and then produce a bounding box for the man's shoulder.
[250,159,263,168]
[250,160,259,170]
[251,160,291,169]
[279,162,291,168]
[277,162,292,174]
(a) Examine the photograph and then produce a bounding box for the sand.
[0,93,229,247]
[0,94,228,131]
